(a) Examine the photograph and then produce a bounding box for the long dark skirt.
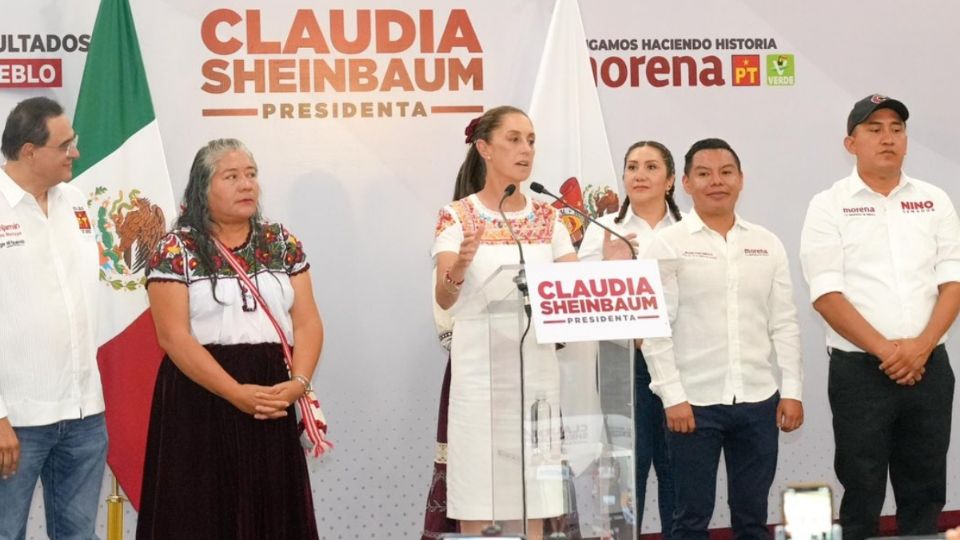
[137,343,318,540]
[421,359,457,539]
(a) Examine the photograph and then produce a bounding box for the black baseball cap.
[847,94,909,135]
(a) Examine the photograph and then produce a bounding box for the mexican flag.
[528,0,619,219]
[71,0,176,510]
[527,0,616,477]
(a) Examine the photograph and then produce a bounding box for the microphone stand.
[498,185,533,318]
[497,184,533,534]
[530,182,636,259]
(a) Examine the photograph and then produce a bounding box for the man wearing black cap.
[799,94,960,540]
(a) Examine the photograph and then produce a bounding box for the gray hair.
[177,138,258,230]
[174,138,263,303]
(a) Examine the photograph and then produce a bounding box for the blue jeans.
[0,413,108,540]
[666,393,779,540]
[634,349,676,539]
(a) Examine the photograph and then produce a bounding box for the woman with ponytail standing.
[578,141,683,539]
[424,106,633,539]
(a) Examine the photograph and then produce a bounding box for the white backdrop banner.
[2,1,960,537]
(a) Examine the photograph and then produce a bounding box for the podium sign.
[525,259,671,344]
[475,264,640,536]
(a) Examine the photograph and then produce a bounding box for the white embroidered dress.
[432,193,575,520]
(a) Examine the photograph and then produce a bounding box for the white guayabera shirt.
[642,210,803,408]
[0,168,103,426]
[800,169,960,352]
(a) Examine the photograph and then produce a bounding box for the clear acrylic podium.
[476,264,637,539]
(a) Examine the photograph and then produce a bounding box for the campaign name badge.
[901,200,935,213]
[0,221,22,238]
[0,221,25,249]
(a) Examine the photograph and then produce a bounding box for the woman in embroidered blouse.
[428,106,635,539]
[136,139,323,539]
[432,105,570,539]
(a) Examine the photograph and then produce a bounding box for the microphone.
[530,181,636,259]
[498,184,524,264]
[497,184,532,317]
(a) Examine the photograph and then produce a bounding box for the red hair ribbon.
[464,116,481,144]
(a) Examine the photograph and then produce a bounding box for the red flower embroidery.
[235,256,250,273]
[255,248,271,264]
[171,254,185,275]
[285,240,305,263]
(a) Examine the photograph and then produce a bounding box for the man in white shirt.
[643,138,804,540]
[799,94,960,540]
[0,97,107,539]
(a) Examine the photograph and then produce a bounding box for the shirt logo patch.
[842,206,876,217]
[74,207,93,233]
[900,200,934,213]
[0,222,22,238]
[743,248,769,256]
[681,250,718,260]
[0,221,25,249]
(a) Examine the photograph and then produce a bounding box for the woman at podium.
[428,106,577,539]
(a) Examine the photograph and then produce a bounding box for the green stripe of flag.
[73,0,155,177]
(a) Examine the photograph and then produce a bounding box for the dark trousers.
[635,349,676,540]
[666,392,779,540]
[828,345,954,540]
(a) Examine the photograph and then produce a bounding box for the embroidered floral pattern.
[145,222,310,284]
[148,235,185,278]
[282,227,307,270]
[448,196,557,245]
[434,208,457,238]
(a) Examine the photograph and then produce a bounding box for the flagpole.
[106,474,126,540]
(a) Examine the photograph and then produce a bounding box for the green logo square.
[766,54,795,86]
